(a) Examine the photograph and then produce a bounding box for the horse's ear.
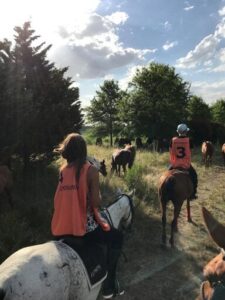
[200,281,213,300]
[127,189,135,198]
[202,207,225,249]
[115,188,123,196]
[103,159,105,163]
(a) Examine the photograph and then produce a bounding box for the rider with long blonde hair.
[51,133,124,299]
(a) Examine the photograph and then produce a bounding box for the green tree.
[187,95,211,121]
[0,22,83,165]
[211,99,225,125]
[118,62,191,138]
[86,80,121,146]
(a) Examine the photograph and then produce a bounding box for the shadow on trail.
[118,204,205,300]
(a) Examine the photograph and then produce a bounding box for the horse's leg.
[161,201,167,246]
[123,164,126,174]
[170,203,182,247]
[186,199,192,222]
[118,165,121,176]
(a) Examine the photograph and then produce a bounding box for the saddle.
[60,236,107,288]
[170,168,190,176]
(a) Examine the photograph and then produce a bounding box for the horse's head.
[99,160,107,176]
[104,192,134,231]
[87,156,107,177]
[198,207,225,300]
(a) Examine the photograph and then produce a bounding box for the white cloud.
[106,12,129,25]
[0,0,101,40]
[162,41,178,51]
[49,12,156,79]
[119,65,142,90]
[184,5,194,11]
[191,79,225,103]
[218,6,225,16]
[176,34,220,68]
[176,15,225,70]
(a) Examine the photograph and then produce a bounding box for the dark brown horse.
[202,141,214,167]
[111,145,136,176]
[197,207,225,300]
[158,169,194,247]
[222,143,225,166]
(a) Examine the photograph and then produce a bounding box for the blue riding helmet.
[177,123,189,135]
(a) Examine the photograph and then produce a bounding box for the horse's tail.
[0,288,5,300]
[160,176,175,202]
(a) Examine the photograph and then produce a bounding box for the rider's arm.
[87,165,101,208]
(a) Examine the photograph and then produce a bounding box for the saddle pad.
[61,237,107,288]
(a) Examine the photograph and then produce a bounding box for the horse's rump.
[0,241,104,300]
[159,169,193,201]
[113,149,131,165]
[202,141,214,156]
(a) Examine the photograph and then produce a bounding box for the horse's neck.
[87,156,100,170]
[107,196,129,229]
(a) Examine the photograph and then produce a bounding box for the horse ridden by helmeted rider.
[168,123,198,200]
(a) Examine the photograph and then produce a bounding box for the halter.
[101,193,134,230]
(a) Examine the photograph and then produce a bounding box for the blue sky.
[1,0,225,106]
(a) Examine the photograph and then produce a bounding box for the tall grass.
[0,144,224,265]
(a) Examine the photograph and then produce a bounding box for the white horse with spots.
[0,193,134,300]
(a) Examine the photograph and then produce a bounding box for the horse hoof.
[187,218,192,223]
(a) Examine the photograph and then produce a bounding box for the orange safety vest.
[51,162,109,237]
[169,137,191,169]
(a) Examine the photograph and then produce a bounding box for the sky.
[1,0,225,107]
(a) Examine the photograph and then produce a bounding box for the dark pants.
[85,226,123,291]
[54,226,123,290]
[168,164,198,194]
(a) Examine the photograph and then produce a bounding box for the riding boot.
[189,165,198,199]
[102,248,124,299]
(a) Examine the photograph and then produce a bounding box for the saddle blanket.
[61,237,107,289]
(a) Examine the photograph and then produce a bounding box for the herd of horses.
[0,140,225,299]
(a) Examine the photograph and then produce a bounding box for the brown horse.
[111,145,136,176]
[197,207,225,300]
[158,169,194,247]
[202,141,214,167]
[0,165,13,208]
[222,143,225,166]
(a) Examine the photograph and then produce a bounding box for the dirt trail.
[115,166,225,300]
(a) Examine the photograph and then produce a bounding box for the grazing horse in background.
[0,193,134,300]
[222,143,225,165]
[135,137,143,149]
[202,141,214,167]
[158,169,194,247]
[87,156,107,176]
[95,137,103,146]
[111,145,136,176]
[197,207,225,300]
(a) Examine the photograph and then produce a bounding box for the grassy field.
[0,144,225,299]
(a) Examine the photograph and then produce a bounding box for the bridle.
[101,193,134,230]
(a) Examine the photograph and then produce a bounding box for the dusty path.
[114,166,225,300]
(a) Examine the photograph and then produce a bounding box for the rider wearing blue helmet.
[169,123,198,199]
